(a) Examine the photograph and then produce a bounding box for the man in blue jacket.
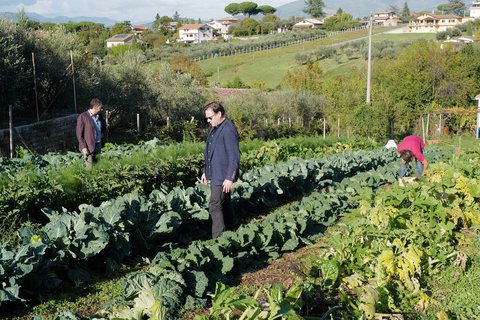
[201,101,240,238]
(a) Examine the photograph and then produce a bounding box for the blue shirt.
[89,110,102,143]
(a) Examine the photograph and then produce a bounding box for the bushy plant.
[224,89,328,139]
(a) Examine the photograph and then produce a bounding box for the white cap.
[384,139,397,149]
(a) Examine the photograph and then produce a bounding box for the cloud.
[1,0,37,5]
[1,0,292,23]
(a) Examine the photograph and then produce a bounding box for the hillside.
[0,11,118,26]
[197,30,435,89]
[275,0,445,19]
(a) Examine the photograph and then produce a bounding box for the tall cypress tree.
[401,2,411,22]
[303,0,326,18]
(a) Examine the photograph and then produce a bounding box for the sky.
[0,0,293,24]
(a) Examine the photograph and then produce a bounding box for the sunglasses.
[206,113,216,120]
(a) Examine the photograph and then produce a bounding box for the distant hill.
[275,0,446,19]
[0,11,118,26]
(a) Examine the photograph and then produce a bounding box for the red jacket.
[397,135,425,162]
[76,111,105,154]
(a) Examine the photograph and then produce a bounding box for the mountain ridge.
[1,0,467,27]
[275,0,452,19]
[0,11,118,26]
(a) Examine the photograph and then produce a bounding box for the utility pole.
[366,15,373,104]
[70,50,77,113]
[475,94,480,138]
[32,52,40,121]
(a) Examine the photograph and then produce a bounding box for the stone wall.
[0,114,78,156]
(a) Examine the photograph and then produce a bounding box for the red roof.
[131,25,146,31]
[179,24,207,30]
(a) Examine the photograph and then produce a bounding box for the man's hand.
[81,148,89,155]
[421,159,429,176]
[222,179,233,193]
[201,173,208,185]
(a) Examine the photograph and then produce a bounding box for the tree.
[153,13,161,29]
[388,5,399,14]
[257,5,276,15]
[168,54,206,85]
[401,2,411,22]
[111,20,131,34]
[303,0,326,18]
[282,62,324,93]
[261,14,280,33]
[225,3,241,16]
[0,17,33,114]
[232,17,258,36]
[336,8,343,15]
[448,0,466,16]
[323,12,361,31]
[437,3,450,13]
[172,11,180,21]
[238,2,259,16]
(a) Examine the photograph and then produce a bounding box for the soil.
[237,244,322,290]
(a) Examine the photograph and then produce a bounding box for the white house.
[471,1,480,18]
[372,11,399,26]
[178,24,214,43]
[407,14,463,33]
[106,34,133,48]
[208,17,239,40]
[292,18,324,29]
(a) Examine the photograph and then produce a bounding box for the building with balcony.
[178,24,214,43]
[407,14,463,33]
[471,1,480,18]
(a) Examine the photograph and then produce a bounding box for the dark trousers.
[84,143,102,170]
[209,184,236,238]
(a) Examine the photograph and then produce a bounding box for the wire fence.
[192,26,367,62]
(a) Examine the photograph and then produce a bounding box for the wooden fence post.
[323,118,326,139]
[337,117,340,138]
[9,105,13,158]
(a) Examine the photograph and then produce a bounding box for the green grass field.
[197,28,436,89]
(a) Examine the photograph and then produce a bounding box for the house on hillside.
[178,24,214,43]
[167,22,178,32]
[407,14,463,33]
[471,1,480,18]
[292,18,324,29]
[106,34,133,48]
[208,17,239,40]
[130,25,146,39]
[372,11,399,26]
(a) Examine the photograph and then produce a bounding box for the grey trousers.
[209,184,236,238]
[84,143,102,169]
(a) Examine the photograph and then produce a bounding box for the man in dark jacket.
[76,98,105,169]
[201,101,240,238]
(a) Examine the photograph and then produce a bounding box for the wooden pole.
[426,113,430,138]
[137,113,140,132]
[9,105,13,159]
[439,113,442,136]
[323,118,326,139]
[421,116,425,142]
[32,52,40,121]
[167,116,170,127]
[337,117,340,138]
[366,15,373,104]
[70,51,77,113]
